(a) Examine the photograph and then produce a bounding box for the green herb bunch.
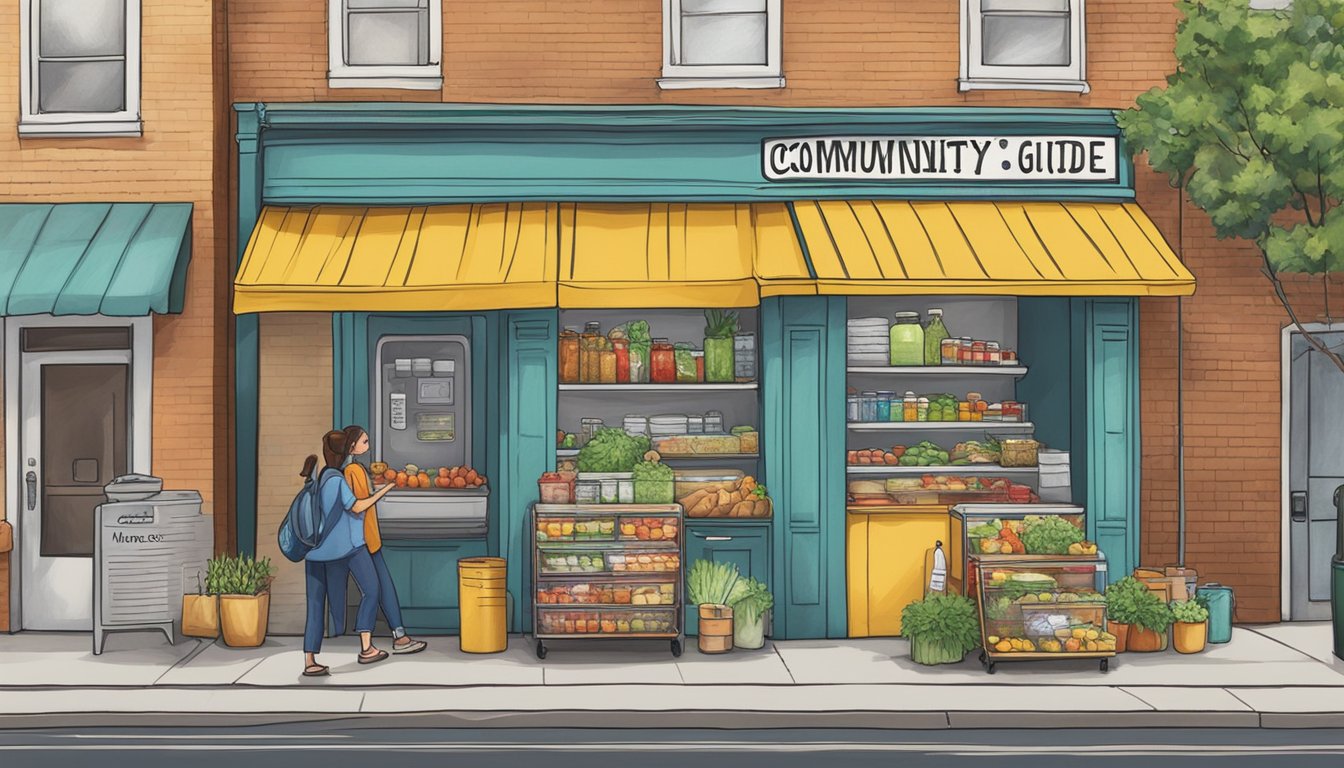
[1170,599,1210,624]
[900,593,980,664]
[1104,576,1149,625]
[205,554,275,596]
[703,309,740,339]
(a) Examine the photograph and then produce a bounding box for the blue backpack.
[277,467,345,562]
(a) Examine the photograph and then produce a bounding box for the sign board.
[762,135,1119,183]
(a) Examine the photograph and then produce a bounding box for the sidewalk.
[1,624,1341,729]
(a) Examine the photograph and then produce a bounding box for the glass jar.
[924,308,949,366]
[559,327,581,384]
[875,391,892,422]
[941,337,959,366]
[599,346,618,383]
[987,342,1002,366]
[734,333,756,382]
[674,343,697,383]
[650,339,676,383]
[916,397,930,422]
[888,312,924,366]
[972,341,988,366]
[958,338,974,365]
[693,350,706,382]
[580,322,601,383]
[903,391,918,422]
[847,395,861,423]
[613,338,630,383]
[967,392,984,422]
[629,340,651,383]
[704,335,735,383]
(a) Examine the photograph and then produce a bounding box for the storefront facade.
[232,103,1192,638]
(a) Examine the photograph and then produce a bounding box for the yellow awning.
[233,204,560,313]
[556,202,803,308]
[781,200,1195,297]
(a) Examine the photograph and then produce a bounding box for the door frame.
[1279,321,1344,621]
[4,314,153,632]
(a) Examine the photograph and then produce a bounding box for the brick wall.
[228,0,1180,109]
[0,1,223,629]
[256,314,334,635]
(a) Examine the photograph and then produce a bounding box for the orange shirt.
[344,463,383,554]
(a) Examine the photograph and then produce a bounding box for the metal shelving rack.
[531,503,685,658]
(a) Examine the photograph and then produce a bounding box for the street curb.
[0,709,1336,731]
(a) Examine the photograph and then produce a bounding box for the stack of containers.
[847,317,889,365]
[1038,450,1072,503]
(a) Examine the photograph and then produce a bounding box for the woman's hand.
[352,482,395,514]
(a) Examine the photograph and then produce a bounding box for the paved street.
[1,725,1343,767]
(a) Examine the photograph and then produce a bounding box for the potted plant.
[1104,576,1149,653]
[702,310,739,383]
[900,593,980,666]
[1125,589,1174,653]
[1171,599,1210,654]
[207,554,275,648]
[728,577,773,650]
[687,559,741,654]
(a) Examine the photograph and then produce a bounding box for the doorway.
[7,318,151,631]
[1284,326,1344,621]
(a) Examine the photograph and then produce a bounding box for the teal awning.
[0,203,193,316]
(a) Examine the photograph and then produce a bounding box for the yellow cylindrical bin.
[458,557,508,654]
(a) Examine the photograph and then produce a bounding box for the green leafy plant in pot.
[1124,587,1174,653]
[1104,576,1150,652]
[207,554,275,649]
[687,559,741,654]
[901,593,980,666]
[703,309,739,383]
[728,577,773,650]
[1170,599,1210,654]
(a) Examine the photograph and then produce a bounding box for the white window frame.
[19,0,142,138]
[960,0,1089,94]
[659,0,784,90]
[328,0,443,90]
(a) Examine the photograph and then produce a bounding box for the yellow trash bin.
[458,557,508,653]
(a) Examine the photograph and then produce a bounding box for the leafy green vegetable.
[984,596,1015,622]
[632,461,674,504]
[687,559,741,606]
[704,309,740,339]
[1132,595,1175,634]
[1105,577,1149,625]
[624,320,651,344]
[901,593,980,665]
[576,428,651,473]
[1020,516,1084,555]
[729,577,774,625]
[1171,599,1210,624]
[968,523,1000,539]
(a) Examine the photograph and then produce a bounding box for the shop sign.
[762,136,1118,183]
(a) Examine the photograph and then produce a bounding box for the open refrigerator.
[532,503,684,658]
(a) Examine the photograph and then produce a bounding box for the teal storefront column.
[233,107,263,557]
[762,296,848,639]
[1072,298,1141,581]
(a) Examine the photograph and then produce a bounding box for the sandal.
[357,648,389,665]
[392,638,428,655]
[302,664,330,677]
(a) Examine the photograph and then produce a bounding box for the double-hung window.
[20,0,141,137]
[961,0,1088,93]
[660,0,783,90]
[328,0,443,90]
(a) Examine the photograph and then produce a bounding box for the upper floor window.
[328,0,443,90]
[961,0,1088,93]
[20,0,141,137]
[660,0,783,90]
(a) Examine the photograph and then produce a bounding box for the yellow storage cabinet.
[847,506,950,637]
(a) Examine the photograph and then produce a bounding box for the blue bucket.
[1196,584,1235,644]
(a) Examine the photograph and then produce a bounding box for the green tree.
[1119,0,1344,370]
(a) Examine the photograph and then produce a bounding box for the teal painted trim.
[234,107,263,558]
[785,202,818,279]
[234,102,1136,204]
[0,202,192,316]
[762,296,847,639]
[1016,298,1071,451]
[499,311,557,633]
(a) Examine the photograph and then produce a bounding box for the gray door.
[1288,330,1344,620]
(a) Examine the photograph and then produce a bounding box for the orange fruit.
[452,476,467,488]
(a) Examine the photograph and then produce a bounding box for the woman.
[300,430,394,677]
[330,425,428,655]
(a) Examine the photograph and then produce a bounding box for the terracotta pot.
[1109,622,1130,653]
[219,592,270,648]
[181,594,219,639]
[1126,625,1167,653]
[1172,621,1208,654]
[698,604,733,654]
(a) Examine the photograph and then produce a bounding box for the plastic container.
[734,333,756,382]
[888,312,924,366]
[538,474,575,504]
[673,469,746,500]
[704,411,724,434]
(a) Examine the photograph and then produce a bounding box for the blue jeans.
[327,548,405,638]
[304,549,379,654]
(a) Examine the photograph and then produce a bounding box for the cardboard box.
[1134,566,1195,603]
[0,520,11,554]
